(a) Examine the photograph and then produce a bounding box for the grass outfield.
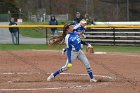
[0,44,140,54]
[19,22,47,38]
[19,21,66,38]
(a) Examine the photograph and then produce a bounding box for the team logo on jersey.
[70,35,81,44]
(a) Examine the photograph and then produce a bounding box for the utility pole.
[8,10,11,22]
[116,0,119,20]
[38,0,42,8]
[49,0,52,14]
[19,8,22,19]
[127,0,129,21]
[86,0,89,13]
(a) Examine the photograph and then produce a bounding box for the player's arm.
[66,46,72,63]
[66,42,73,68]
[65,35,72,63]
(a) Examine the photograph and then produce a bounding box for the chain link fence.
[0,13,69,23]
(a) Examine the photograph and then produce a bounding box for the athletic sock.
[53,68,63,77]
[86,68,94,79]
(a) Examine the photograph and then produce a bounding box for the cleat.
[47,73,54,81]
[90,79,97,82]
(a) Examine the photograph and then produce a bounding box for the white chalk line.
[31,49,60,52]
[94,52,107,54]
[59,73,114,79]
[31,49,107,55]
[0,85,94,91]
[32,49,140,56]
[0,72,114,80]
[0,72,115,91]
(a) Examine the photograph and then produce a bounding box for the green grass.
[0,44,65,50]
[0,45,140,54]
[19,21,67,38]
[19,22,47,38]
[20,28,46,38]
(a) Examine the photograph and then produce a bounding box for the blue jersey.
[73,23,85,33]
[65,31,81,63]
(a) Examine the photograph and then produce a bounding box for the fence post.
[113,28,116,45]
[17,30,19,45]
[46,27,48,45]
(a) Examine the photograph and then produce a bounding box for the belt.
[72,50,78,52]
[72,49,81,52]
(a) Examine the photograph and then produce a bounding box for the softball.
[68,63,72,68]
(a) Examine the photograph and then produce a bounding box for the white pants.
[61,50,91,71]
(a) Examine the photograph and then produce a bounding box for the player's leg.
[55,29,58,36]
[77,50,97,82]
[15,31,19,44]
[51,29,55,36]
[47,51,78,81]
[47,60,69,81]
[53,51,78,76]
[11,32,15,44]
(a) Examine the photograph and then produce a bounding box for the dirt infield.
[0,50,140,93]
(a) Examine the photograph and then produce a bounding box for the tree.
[1,0,139,21]
[0,0,18,13]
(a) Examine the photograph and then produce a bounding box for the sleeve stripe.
[65,34,70,48]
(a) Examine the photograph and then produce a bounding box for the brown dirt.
[0,50,140,93]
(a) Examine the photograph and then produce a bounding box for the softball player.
[74,19,92,48]
[47,24,97,82]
